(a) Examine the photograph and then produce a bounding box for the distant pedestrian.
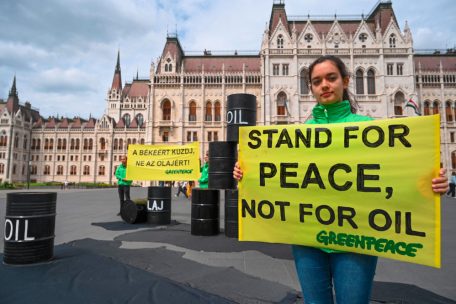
[447,172,456,197]
[175,181,188,198]
[115,155,132,216]
[64,180,68,190]
[186,181,194,199]
[198,150,209,189]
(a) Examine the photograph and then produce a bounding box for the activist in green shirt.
[115,155,132,216]
[233,55,449,304]
[198,150,209,189]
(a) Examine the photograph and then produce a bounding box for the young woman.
[233,55,448,304]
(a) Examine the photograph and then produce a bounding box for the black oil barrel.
[121,200,147,224]
[4,192,57,265]
[224,189,239,238]
[147,186,171,225]
[208,141,237,190]
[191,189,219,236]
[226,93,257,142]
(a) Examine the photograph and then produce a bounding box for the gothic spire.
[9,75,18,99]
[115,50,121,73]
[111,50,122,91]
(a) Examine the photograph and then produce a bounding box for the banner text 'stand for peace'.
[238,115,441,267]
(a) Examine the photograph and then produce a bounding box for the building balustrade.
[353,48,380,55]
[383,48,408,54]
[270,49,293,55]
[326,48,350,55]
[298,49,323,55]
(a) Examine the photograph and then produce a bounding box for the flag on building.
[405,98,421,116]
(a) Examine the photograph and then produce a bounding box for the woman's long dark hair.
[308,55,359,113]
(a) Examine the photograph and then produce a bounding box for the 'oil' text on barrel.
[4,192,57,265]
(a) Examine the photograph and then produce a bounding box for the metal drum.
[226,93,257,142]
[191,189,219,236]
[224,189,239,238]
[147,186,171,225]
[208,141,237,190]
[4,192,57,265]
[121,200,147,224]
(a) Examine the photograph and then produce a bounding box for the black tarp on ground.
[0,243,235,304]
[69,237,300,304]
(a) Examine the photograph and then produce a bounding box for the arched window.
[300,69,309,95]
[277,92,287,116]
[89,138,93,150]
[162,99,171,120]
[140,138,145,144]
[75,138,80,150]
[165,58,172,73]
[70,165,77,175]
[423,101,430,116]
[57,138,62,150]
[56,165,64,175]
[83,165,90,175]
[205,101,212,121]
[119,139,123,151]
[214,101,221,121]
[446,101,453,122]
[0,163,4,174]
[62,139,66,150]
[123,113,131,127]
[367,69,376,94]
[452,151,456,169]
[277,34,284,49]
[389,34,396,48]
[36,138,41,150]
[98,165,105,176]
[432,101,440,115]
[23,135,27,149]
[189,101,197,122]
[71,138,75,150]
[394,92,405,116]
[100,137,106,150]
[14,133,19,148]
[49,139,54,150]
[114,138,118,150]
[136,114,144,127]
[45,138,49,150]
[355,69,364,94]
[44,165,51,175]
[453,102,456,121]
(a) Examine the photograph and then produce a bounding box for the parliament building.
[1,0,455,184]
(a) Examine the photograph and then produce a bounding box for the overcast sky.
[1,0,455,119]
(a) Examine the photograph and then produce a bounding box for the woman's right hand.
[233,161,243,181]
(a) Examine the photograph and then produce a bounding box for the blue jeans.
[292,245,377,304]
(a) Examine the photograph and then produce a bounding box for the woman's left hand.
[432,168,448,194]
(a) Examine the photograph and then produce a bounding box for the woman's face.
[310,60,349,105]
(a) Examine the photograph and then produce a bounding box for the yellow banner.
[126,142,200,181]
[238,115,441,267]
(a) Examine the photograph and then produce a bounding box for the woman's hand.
[233,162,243,181]
[432,168,448,194]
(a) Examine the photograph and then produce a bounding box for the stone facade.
[1,0,455,184]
